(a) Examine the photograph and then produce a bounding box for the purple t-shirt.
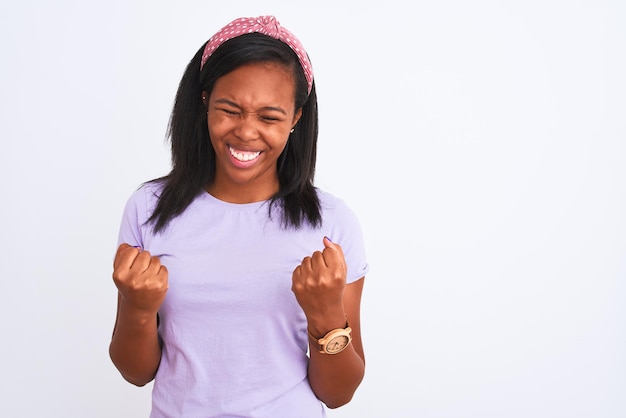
[116,182,369,417]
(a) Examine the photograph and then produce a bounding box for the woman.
[110,15,369,417]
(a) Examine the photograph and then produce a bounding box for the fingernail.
[324,236,333,243]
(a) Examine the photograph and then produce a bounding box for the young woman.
[110,15,369,417]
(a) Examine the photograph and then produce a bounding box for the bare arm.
[109,293,162,386]
[109,244,168,386]
[292,237,366,408]
[306,277,365,408]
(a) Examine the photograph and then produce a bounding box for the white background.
[1,1,625,417]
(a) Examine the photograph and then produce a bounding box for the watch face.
[325,335,350,354]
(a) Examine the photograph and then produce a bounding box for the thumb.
[322,236,346,271]
[323,236,338,249]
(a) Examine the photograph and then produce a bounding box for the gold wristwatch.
[308,322,352,354]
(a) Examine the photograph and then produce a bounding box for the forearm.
[306,306,365,408]
[109,298,162,386]
[308,342,365,408]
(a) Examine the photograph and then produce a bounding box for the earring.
[290,128,294,133]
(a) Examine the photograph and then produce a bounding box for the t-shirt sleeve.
[116,186,148,249]
[329,200,369,284]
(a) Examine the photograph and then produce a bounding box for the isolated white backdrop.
[1,1,624,417]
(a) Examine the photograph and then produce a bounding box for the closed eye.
[260,115,281,122]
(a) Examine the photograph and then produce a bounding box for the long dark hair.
[146,33,321,233]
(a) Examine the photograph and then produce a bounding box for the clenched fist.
[112,243,168,315]
[292,237,347,329]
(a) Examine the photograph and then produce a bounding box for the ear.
[291,107,303,129]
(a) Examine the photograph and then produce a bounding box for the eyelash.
[219,109,281,122]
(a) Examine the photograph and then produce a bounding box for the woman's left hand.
[292,237,348,333]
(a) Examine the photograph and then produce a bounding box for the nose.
[234,113,260,141]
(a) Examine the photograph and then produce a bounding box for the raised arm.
[109,244,168,386]
[292,237,366,408]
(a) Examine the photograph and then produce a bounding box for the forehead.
[210,62,296,108]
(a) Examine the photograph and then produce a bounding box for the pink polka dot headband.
[200,15,314,94]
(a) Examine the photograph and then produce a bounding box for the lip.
[228,146,262,168]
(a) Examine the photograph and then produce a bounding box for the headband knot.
[200,15,313,94]
[255,15,281,37]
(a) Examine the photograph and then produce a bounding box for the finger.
[291,265,302,291]
[113,244,140,271]
[292,264,302,279]
[310,250,327,269]
[157,264,169,282]
[321,237,345,270]
[116,243,133,254]
[114,243,132,268]
[129,250,153,273]
[115,243,143,257]
[322,236,344,258]
[143,255,162,277]
[150,257,169,286]
[299,256,314,275]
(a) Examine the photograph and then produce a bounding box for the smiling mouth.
[229,147,261,162]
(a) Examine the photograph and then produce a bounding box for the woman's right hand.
[112,243,169,315]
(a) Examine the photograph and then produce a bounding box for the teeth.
[230,147,261,162]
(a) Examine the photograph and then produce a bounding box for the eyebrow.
[214,98,288,115]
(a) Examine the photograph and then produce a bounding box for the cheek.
[264,126,289,145]
[207,115,230,139]
[272,136,290,156]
